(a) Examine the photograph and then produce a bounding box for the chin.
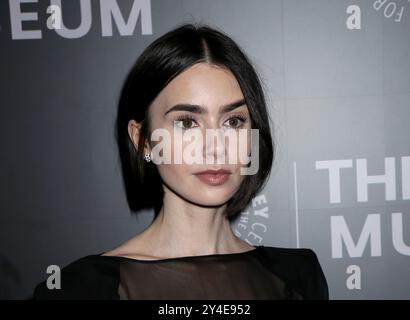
[191,198,230,207]
[190,190,234,206]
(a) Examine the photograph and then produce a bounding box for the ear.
[128,120,151,154]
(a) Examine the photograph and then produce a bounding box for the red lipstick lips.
[194,169,231,186]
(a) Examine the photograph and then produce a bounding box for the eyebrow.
[164,98,246,117]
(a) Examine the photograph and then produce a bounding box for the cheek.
[226,129,252,166]
[234,172,246,188]
[157,163,185,182]
[162,128,197,164]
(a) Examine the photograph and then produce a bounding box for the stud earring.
[144,153,152,162]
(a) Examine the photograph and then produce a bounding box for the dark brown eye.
[183,119,194,128]
[225,116,247,128]
[229,118,239,127]
[175,116,198,130]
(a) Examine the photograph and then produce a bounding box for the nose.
[203,128,226,164]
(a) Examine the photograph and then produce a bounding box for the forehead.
[152,63,244,110]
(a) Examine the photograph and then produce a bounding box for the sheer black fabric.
[32,245,329,300]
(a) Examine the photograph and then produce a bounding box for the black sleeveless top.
[32,245,329,300]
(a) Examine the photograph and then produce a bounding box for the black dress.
[32,245,329,300]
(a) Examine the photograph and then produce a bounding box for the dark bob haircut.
[116,23,275,221]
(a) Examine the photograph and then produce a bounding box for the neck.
[140,185,244,257]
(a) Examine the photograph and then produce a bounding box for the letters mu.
[315,157,410,258]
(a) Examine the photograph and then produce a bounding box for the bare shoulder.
[101,237,159,260]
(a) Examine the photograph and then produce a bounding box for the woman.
[33,23,329,300]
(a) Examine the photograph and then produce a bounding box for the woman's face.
[133,62,252,207]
